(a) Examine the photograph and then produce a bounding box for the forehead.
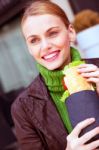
[22,14,65,38]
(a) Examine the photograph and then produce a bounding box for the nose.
[40,38,51,51]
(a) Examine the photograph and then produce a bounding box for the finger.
[81,71,99,78]
[79,127,99,144]
[82,77,99,86]
[84,140,99,150]
[77,64,98,73]
[78,64,97,69]
[86,77,99,84]
[70,118,95,136]
[78,64,90,68]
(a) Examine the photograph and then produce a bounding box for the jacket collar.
[28,74,50,101]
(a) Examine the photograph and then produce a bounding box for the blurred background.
[0,0,99,150]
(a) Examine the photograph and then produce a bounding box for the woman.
[11,1,99,150]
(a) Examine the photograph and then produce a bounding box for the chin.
[45,63,62,71]
[45,66,56,70]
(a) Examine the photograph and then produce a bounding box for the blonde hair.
[21,0,70,28]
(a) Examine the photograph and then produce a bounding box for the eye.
[49,31,59,37]
[30,38,40,44]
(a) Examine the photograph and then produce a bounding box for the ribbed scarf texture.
[37,47,81,133]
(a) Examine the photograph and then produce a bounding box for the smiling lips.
[42,50,60,62]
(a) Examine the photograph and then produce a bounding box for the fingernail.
[89,118,95,121]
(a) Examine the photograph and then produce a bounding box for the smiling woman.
[11,1,99,150]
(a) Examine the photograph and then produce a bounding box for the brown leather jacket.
[11,74,68,150]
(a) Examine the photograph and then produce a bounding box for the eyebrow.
[46,26,59,33]
[27,26,59,40]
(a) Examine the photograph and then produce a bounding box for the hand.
[66,118,99,150]
[77,64,99,95]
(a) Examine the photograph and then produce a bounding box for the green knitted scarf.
[37,47,81,133]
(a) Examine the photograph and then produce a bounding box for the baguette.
[64,66,94,94]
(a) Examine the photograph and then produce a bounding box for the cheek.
[27,44,38,57]
[26,42,41,61]
[56,34,70,49]
[63,34,70,46]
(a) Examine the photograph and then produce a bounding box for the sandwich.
[63,61,94,95]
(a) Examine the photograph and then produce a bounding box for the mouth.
[42,50,60,62]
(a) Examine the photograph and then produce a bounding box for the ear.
[68,24,76,43]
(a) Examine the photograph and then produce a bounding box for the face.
[22,14,76,70]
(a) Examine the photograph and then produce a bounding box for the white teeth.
[44,52,57,59]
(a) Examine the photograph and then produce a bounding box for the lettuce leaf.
[63,60,85,75]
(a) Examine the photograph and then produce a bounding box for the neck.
[58,54,71,70]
